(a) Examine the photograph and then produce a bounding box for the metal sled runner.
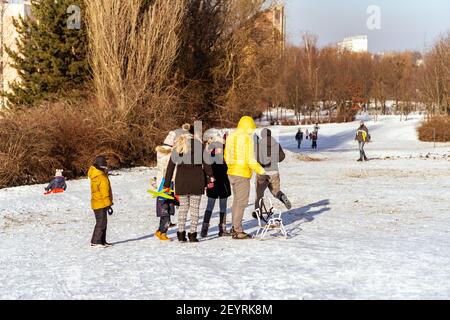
[253,196,288,240]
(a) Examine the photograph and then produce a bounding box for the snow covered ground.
[1,115,449,300]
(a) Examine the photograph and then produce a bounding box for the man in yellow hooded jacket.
[88,156,114,248]
[225,116,265,239]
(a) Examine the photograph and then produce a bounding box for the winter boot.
[218,223,231,237]
[188,232,199,243]
[177,231,187,243]
[218,213,231,237]
[230,226,252,239]
[155,231,170,241]
[201,223,210,238]
[201,210,213,238]
[232,231,253,240]
[277,192,292,210]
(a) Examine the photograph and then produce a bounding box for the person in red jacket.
[310,131,318,149]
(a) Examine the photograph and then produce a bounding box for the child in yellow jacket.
[88,156,113,248]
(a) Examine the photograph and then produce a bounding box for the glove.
[106,207,113,216]
[207,177,215,189]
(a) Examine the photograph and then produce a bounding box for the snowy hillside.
[1,115,449,299]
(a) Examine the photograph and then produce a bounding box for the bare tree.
[419,33,450,117]
[1,0,8,109]
[85,0,186,119]
[212,0,281,125]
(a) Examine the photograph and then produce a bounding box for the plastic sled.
[44,188,65,195]
[253,196,288,240]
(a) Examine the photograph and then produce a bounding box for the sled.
[253,196,288,240]
[147,189,175,200]
[44,188,65,195]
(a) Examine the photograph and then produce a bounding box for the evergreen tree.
[4,0,89,107]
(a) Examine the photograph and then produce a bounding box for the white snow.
[1,115,449,299]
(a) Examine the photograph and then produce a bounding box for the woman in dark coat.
[164,133,213,243]
[201,135,232,238]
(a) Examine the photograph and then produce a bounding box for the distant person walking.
[314,123,320,133]
[295,128,304,149]
[310,131,318,149]
[224,116,265,240]
[355,121,371,162]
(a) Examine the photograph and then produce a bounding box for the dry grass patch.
[418,116,450,142]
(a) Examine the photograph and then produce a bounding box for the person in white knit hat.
[44,169,67,194]
[152,123,191,240]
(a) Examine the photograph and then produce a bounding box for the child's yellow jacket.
[88,166,113,210]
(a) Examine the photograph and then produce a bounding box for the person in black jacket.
[310,130,318,149]
[201,135,232,238]
[164,133,213,243]
[295,128,304,149]
[254,128,292,215]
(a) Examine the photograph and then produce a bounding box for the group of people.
[295,123,320,150]
[59,116,372,248]
[42,117,372,248]
[87,116,292,247]
[294,120,371,161]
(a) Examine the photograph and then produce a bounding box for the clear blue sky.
[285,0,450,53]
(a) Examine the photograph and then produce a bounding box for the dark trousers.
[312,141,317,149]
[159,216,171,233]
[91,208,108,245]
[297,140,302,149]
[255,174,281,211]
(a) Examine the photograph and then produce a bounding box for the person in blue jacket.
[45,169,67,193]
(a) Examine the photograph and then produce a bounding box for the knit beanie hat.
[93,156,108,171]
[163,131,176,147]
[55,169,63,177]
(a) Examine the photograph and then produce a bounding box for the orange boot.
[155,231,170,241]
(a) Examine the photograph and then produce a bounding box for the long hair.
[174,133,193,155]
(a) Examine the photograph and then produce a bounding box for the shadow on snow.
[111,199,331,245]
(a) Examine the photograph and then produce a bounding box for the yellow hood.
[224,116,265,179]
[237,116,256,134]
[88,166,105,180]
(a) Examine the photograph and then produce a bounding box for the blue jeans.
[206,197,228,213]
[204,197,228,226]
[158,215,170,233]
